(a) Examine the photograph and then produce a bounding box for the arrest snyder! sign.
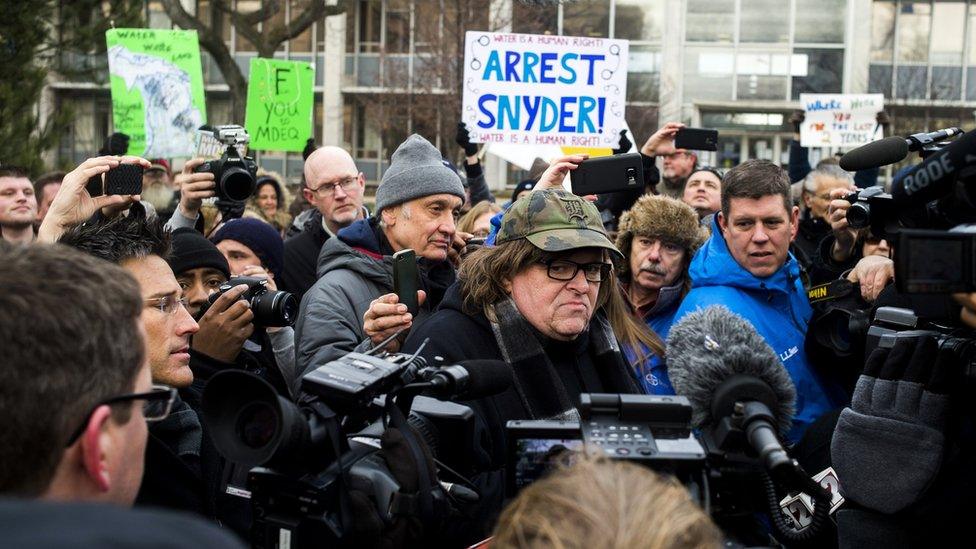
[462,31,629,149]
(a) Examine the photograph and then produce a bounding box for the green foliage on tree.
[0,1,142,176]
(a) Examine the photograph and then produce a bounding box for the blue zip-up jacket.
[673,216,844,442]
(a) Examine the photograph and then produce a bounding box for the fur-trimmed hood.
[615,194,709,275]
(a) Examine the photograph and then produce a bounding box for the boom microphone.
[839,128,964,171]
[839,136,909,171]
[666,306,797,473]
[422,360,512,400]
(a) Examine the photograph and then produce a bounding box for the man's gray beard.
[142,183,173,211]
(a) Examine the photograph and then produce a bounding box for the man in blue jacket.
[673,159,843,442]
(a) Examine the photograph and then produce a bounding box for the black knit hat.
[510,179,535,204]
[168,228,230,279]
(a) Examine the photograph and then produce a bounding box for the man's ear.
[801,190,814,210]
[302,187,315,205]
[79,405,113,493]
[381,206,398,227]
[790,205,800,241]
[717,211,729,236]
[501,277,512,294]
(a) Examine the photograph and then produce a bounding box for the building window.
[870,1,971,102]
[683,0,845,103]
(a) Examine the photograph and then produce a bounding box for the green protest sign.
[245,58,315,152]
[105,29,207,158]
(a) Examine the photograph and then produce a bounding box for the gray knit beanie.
[375,134,466,213]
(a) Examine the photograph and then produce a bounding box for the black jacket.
[402,284,637,545]
[793,215,841,286]
[136,390,250,540]
[281,210,329,302]
[0,499,244,549]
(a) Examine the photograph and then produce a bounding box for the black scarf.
[487,298,637,420]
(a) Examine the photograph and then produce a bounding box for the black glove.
[302,138,317,161]
[789,110,805,134]
[349,424,444,548]
[612,129,631,155]
[455,123,479,157]
[831,335,954,514]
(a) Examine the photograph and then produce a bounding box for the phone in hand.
[392,249,419,316]
[105,163,145,195]
[674,128,719,151]
[569,153,644,195]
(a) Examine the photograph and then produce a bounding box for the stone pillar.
[322,13,346,146]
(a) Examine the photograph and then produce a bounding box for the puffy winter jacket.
[673,216,845,442]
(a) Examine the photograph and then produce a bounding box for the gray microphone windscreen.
[666,306,796,435]
[838,136,909,171]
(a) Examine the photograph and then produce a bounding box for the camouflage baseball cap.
[496,189,622,260]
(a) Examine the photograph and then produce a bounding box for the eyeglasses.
[145,295,189,315]
[308,175,360,197]
[65,384,177,446]
[540,259,612,283]
[661,152,689,160]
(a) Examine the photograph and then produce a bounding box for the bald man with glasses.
[281,146,370,300]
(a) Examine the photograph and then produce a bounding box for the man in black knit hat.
[168,228,295,398]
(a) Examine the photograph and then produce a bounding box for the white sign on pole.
[461,31,629,149]
[799,94,885,148]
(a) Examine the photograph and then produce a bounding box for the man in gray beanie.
[295,134,466,384]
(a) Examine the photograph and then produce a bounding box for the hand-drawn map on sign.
[462,31,629,149]
[106,29,207,158]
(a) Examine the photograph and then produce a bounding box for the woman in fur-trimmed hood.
[246,170,293,236]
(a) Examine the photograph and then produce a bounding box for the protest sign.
[245,58,315,152]
[462,31,629,149]
[106,29,207,158]
[799,94,884,148]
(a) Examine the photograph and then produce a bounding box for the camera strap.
[308,401,354,534]
[383,395,437,525]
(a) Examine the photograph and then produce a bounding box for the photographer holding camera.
[169,228,296,399]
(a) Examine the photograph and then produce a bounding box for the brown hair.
[492,454,722,549]
[720,159,792,219]
[458,239,663,359]
[456,200,502,235]
[0,243,144,496]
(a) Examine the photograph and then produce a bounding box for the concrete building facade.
[49,0,976,188]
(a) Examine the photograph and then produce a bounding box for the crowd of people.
[1,112,974,548]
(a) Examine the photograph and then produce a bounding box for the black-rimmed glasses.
[540,259,612,283]
[308,175,360,197]
[65,385,177,446]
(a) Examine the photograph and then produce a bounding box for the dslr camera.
[193,125,258,202]
[200,276,298,328]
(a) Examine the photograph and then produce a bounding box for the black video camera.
[506,394,706,496]
[507,394,835,544]
[193,125,258,202]
[201,348,486,548]
[200,276,298,328]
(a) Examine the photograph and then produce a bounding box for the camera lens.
[220,167,257,202]
[237,401,278,449]
[847,202,871,229]
[252,290,299,327]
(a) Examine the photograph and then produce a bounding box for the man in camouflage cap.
[401,187,643,545]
